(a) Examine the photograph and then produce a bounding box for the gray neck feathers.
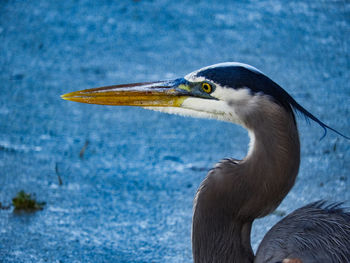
[192,97,300,263]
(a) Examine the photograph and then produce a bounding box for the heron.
[62,62,350,263]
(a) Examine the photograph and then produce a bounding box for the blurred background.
[0,0,349,262]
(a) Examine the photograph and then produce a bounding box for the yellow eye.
[202,83,212,93]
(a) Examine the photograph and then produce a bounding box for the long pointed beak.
[61,79,190,107]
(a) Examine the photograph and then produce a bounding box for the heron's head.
[61,63,292,125]
[61,62,348,138]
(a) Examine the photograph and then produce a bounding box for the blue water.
[0,1,349,262]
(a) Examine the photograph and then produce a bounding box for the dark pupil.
[204,84,210,91]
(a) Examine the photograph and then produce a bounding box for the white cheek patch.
[211,87,253,106]
[182,97,242,123]
[145,97,242,124]
[181,97,230,114]
[210,87,266,126]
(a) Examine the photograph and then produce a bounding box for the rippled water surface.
[0,1,349,262]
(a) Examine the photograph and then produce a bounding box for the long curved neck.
[192,103,300,263]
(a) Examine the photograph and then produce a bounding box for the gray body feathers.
[255,201,350,263]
